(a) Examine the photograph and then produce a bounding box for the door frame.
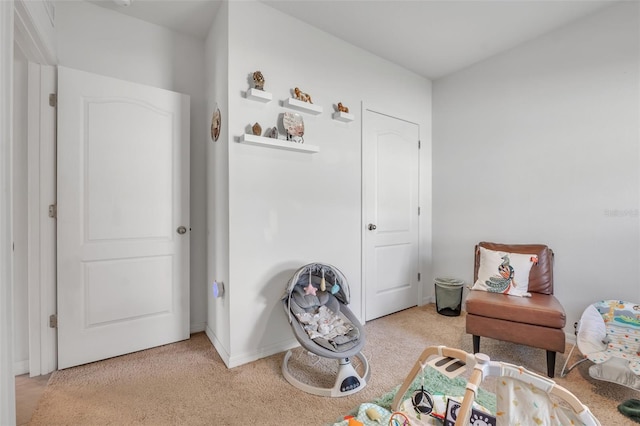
[1,2,16,425]
[26,63,56,376]
[14,0,57,377]
[360,102,426,322]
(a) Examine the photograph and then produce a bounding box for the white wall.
[55,1,208,332]
[12,44,29,375]
[205,1,231,361]
[433,2,640,332]
[206,1,431,367]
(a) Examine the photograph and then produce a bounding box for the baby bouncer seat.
[282,262,370,397]
[561,300,640,390]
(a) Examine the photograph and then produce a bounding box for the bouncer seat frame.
[561,299,640,390]
[282,262,370,397]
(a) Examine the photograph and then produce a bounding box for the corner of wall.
[205,0,231,360]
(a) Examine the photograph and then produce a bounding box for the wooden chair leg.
[546,350,556,378]
[472,335,480,354]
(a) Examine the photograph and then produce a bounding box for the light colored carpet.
[29,304,638,425]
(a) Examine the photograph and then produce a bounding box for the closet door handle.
[368,224,377,231]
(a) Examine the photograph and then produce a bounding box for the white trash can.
[434,278,464,317]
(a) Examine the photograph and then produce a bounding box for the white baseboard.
[565,331,576,345]
[14,359,29,376]
[204,325,299,369]
[190,321,206,334]
[205,325,230,367]
[227,339,299,369]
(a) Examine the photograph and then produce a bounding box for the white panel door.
[57,66,190,369]
[364,110,419,321]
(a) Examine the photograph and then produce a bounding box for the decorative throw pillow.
[472,247,538,297]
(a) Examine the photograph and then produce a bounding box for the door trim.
[1,2,16,424]
[360,102,422,322]
[14,0,57,66]
[27,63,56,376]
[14,0,57,377]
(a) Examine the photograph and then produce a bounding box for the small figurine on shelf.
[267,127,279,139]
[293,87,313,104]
[252,71,265,91]
[337,102,349,113]
[252,122,262,136]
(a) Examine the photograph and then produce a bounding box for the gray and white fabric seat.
[561,300,640,390]
[281,262,370,397]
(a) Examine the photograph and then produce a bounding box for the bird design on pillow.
[485,255,517,293]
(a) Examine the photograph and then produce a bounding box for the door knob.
[176,226,187,235]
[368,224,377,231]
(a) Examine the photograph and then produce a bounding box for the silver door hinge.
[418,273,421,281]
[418,207,421,215]
[49,314,57,328]
[418,140,421,149]
[49,93,57,107]
[48,204,57,218]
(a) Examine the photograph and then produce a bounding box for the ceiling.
[86,0,616,80]
[85,0,222,40]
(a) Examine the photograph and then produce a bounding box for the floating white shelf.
[283,98,323,115]
[239,134,319,153]
[332,111,354,122]
[245,88,272,103]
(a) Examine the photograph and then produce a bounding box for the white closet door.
[57,66,190,369]
[364,110,420,321]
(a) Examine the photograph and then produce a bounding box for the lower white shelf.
[239,134,319,153]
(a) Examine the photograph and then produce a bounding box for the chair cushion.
[472,246,537,297]
[476,242,554,295]
[466,290,566,329]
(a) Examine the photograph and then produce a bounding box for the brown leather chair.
[465,242,566,377]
